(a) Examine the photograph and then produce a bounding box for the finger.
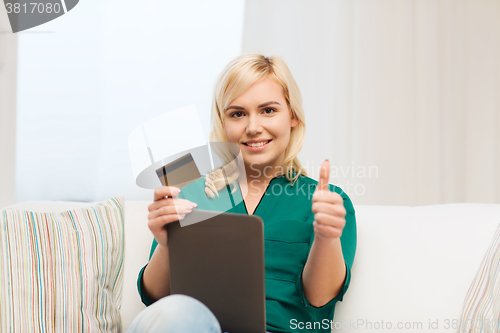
[316,159,330,193]
[148,198,196,212]
[313,221,342,239]
[148,214,185,231]
[312,191,344,205]
[154,186,181,201]
[314,212,346,229]
[148,203,196,220]
[311,201,346,217]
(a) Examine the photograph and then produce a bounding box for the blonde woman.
[130,54,357,333]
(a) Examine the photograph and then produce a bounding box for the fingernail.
[192,203,198,208]
[174,188,181,194]
[179,214,186,219]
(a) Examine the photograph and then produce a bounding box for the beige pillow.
[0,197,125,333]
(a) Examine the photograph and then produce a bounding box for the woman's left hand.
[311,160,346,240]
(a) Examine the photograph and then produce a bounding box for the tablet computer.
[166,209,266,333]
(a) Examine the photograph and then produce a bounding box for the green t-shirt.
[137,173,357,333]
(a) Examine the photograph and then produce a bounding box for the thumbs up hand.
[312,160,346,240]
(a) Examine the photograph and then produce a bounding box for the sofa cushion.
[457,223,500,332]
[0,197,125,333]
[333,204,500,333]
[118,201,153,331]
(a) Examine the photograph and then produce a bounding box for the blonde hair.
[204,54,308,199]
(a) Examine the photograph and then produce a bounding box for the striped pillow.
[457,223,500,332]
[0,197,125,333]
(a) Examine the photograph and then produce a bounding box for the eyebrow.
[225,101,281,112]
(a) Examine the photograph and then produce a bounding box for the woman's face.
[223,78,299,175]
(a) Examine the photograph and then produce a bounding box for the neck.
[244,163,284,183]
[236,163,284,197]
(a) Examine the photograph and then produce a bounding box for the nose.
[245,113,263,136]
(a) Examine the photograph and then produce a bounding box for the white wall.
[15,0,245,202]
[243,0,500,206]
[0,5,17,208]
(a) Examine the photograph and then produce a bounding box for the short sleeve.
[295,260,351,308]
[295,184,357,308]
[332,184,357,294]
[136,238,161,306]
[137,264,154,306]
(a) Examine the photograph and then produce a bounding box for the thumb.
[316,159,330,193]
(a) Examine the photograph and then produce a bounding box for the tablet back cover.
[167,210,266,333]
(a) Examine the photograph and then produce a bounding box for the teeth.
[246,140,270,147]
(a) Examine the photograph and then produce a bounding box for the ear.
[291,114,299,128]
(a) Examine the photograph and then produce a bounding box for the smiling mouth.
[243,140,272,147]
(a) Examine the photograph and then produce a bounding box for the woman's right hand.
[147,186,198,248]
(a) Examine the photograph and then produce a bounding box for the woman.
[130,54,357,333]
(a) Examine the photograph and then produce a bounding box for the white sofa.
[5,200,500,332]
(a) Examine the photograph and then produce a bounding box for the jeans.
[127,294,273,333]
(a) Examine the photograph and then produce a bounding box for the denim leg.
[127,294,222,333]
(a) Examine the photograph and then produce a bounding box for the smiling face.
[223,78,299,177]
